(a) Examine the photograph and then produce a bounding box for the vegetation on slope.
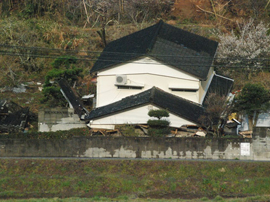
[1,0,270,130]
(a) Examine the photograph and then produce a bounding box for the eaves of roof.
[58,79,88,117]
[202,74,234,107]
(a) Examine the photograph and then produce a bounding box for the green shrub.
[213,195,224,201]
[41,56,83,107]
[118,125,140,137]
[51,56,77,69]
[147,120,170,127]
[200,196,209,201]
[147,109,170,137]
[148,109,169,120]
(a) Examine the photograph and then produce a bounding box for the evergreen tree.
[147,109,170,137]
[233,83,270,131]
[41,56,83,107]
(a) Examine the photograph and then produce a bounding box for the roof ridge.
[147,20,163,53]
[149,87,156,102]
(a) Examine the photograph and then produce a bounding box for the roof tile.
[91,20,218,80]
[86,87,205,124]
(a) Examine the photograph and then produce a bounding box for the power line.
[1,52,270,69]
[1,44,270,60]
[1,44,270,69]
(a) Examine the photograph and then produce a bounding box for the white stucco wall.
[199,66,214,104]
[88,104,195,130]
[96,57,203,107]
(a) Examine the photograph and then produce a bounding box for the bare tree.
[199,93,227,136]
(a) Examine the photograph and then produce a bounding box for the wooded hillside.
[2,0,270,26]
[1,0,270,123]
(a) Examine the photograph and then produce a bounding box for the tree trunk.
[248,112,259,132]
[248,115,254,131]
[97,27,107,47]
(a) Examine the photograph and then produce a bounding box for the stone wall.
[0,136,269,160]
[252,127,270,160]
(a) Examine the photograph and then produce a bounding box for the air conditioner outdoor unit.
[115,75,127,85]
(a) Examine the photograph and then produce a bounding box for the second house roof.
[85,87,205,124]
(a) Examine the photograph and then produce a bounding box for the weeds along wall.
[0,131,270,160]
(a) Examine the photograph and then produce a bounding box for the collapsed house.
[0,99,29,133]
[85,20,234,130]
[38,79,88,132]
[38,21,234,134]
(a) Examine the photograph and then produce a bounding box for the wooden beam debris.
[196,5,233,22]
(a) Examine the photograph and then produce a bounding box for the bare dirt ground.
[172,0,211,21]
[171,0,254,30]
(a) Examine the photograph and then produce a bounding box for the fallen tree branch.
[209,0,217,19]
[196,5,233,22]
[266,0,270,9]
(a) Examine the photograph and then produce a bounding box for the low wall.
[38,108,86,132]
[0,134,270,160]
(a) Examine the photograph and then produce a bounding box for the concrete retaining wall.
[0,134,270,160]
[38,108,86,132]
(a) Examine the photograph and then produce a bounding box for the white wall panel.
[96,57,203,107]
[89,105,195,129]
[98,57,198,80]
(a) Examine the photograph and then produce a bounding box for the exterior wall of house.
[199,67,214,104]
[88,104,195,130]
[240,112,270,131]
[96,57,201,107]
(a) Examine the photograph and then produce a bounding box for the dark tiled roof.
[152,88,205,124]
[86,87,205,124]
[86,89,152,120]
[0,100,6,106]
[0,100,8,115]
[58,79,88,118]
[202,74,234,107]
[0,107,29,127]
[91,20,218,80]
[0,99,29,133]
[150,37,212,79]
